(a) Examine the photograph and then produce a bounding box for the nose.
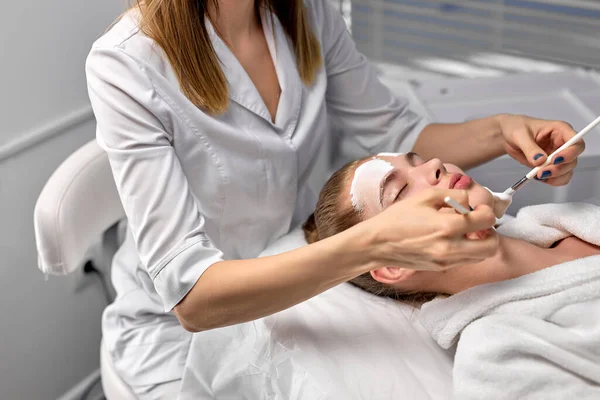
[410,158,445,186]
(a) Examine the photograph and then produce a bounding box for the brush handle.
[525,115,600,179]
[444,196,470,215]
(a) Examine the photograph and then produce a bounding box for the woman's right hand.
[362,188,499,271]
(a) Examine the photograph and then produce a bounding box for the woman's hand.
[496,114,584,186]
[362,188,499,272]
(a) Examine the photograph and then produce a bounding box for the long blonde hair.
[134,0,322,114]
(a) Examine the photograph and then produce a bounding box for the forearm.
[174,225,379,332]
[413,115,506,170]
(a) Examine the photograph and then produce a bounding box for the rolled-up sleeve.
[86,46,224,311]
[316,0,430,157]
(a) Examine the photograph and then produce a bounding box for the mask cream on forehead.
[350,158,394,211]
[377,152,404,157]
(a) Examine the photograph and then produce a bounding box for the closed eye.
[394,184,408,202]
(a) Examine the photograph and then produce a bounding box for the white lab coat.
[85,0,429,395]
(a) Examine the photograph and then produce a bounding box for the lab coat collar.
[206,11,302,131]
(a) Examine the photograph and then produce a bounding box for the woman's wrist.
[351,219,394,270]
[318,221,384,277]
[414,115,507,170]
[479,114,506,155]
[489,113,511,154]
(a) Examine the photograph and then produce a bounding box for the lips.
[449,173,472,190]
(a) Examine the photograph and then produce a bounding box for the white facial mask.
[377,152,404,157]
[350,159,394,211]
[484,186,513,218]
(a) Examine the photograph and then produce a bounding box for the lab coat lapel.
[206,19,272,123]
[268,13,303,135]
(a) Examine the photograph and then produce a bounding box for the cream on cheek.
[483,187,513,218]
[350,159,394,212]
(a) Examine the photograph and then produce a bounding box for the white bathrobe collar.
[419,202,600,348]
[419,255,600,349]
[205,11,303,131]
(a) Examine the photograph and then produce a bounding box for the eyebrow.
[406,152,418,167]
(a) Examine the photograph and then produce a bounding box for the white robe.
[419,202,600,399]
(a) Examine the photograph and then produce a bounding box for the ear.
[371,267,416,285]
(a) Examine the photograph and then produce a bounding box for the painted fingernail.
[534,176,548,181]
[554,156,565,165]
[469,206,474,211]
[534,153,544,161]
[541,171,552,179]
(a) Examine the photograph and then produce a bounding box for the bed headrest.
[34,139,125,275]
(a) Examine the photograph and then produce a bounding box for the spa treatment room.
[4,1,600,399]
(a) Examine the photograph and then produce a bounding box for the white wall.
[0,0,124,146]
[0,0,125,398]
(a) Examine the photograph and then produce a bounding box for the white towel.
[419,202,600,399]
[497,202,600,247]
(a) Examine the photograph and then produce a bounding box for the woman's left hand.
[497,114,585,186]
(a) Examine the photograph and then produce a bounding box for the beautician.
[86,0,584,397]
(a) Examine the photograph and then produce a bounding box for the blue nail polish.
[554,156,565,165]
[541,171,551,179]
[534,153,544,161]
